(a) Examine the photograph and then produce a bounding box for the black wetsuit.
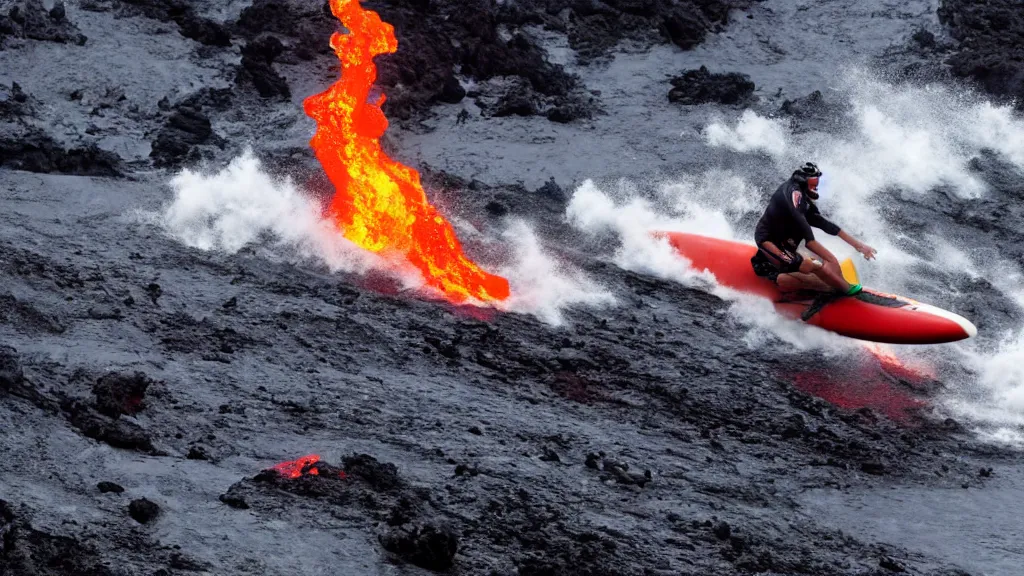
[751,177,841,281]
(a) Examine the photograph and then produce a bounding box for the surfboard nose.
[914,303,977,342]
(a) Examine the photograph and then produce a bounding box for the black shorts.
[751,245,803,282]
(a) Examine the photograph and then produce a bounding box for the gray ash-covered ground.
[0,0,1022,575]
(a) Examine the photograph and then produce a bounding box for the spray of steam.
[157,151,391,275]
[952,336,1024,444]
[149,150,609,326]
[496,220,615,326]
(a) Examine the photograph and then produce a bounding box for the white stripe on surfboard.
[907,303,978,338]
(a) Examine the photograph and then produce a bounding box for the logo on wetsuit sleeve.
[792,191,802,208]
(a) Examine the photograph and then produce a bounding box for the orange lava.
[272,454,322,479]
[304,0,510,304]
[271,454,348,480]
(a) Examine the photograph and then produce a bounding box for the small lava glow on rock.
[304,0,510,304]
[271,454,346,479]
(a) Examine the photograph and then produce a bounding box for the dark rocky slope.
[939,0,1024,106]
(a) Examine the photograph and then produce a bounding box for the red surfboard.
[658,231,977,344]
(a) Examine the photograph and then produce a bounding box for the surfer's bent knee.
[798,259,820,274]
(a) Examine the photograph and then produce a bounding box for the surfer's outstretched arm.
[837,230,876,260]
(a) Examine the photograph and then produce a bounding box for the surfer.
[750,163,876,295]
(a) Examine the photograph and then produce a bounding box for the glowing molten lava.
[304,0,510,304]
[272,454,322,479]
[271,454,348,480]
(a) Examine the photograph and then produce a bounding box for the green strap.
[846,283,862,296]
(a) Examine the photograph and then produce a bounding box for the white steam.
[705,111,789,155]
[158,150,393,277]
[150,150,608,326]
[496,220,615,326]
[946,332,1024,444]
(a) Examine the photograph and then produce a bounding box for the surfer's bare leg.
[798,258,850,293]
[759,241,840,293]
[804,240,854,293]
[777,271,831,292]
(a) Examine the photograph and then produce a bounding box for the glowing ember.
[304,0,510,304]
[271,454,322,479]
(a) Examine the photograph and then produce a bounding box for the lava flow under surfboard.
[658,232,977,344]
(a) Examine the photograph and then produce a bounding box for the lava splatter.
[304,0,510,304]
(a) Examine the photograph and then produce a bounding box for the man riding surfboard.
[750,162,876,295]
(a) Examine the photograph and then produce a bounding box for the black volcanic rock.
[178,87,234,111]
[150,94,225,167]
[438,74,466,104]
[780,90,829,118]
[0,130,123,177]
[235,0,336,59]
[478,78,539,118]
[0,500,114,575]
[778,90,847,131]
[561,0,752,60]
[176,13,231,47]
[93,371,151,418]
[668,66,755,105]
[128,498,160,524]
[383,6,582,120]
[0,82,33,119]
[0,345,24,392]
[236,35,291,100]
[64,400,154,452]
[97,481,125,494]
[380,523,459,571]
[235,0,335,40]
[343,453,403,491]
[117,0,232,47]
[0,0,86,45]
[233,0,588,121]
[939,0,1024,106]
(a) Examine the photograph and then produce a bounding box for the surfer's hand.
[857,243,877,260]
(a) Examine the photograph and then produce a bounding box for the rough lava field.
[2,0,1024,575]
